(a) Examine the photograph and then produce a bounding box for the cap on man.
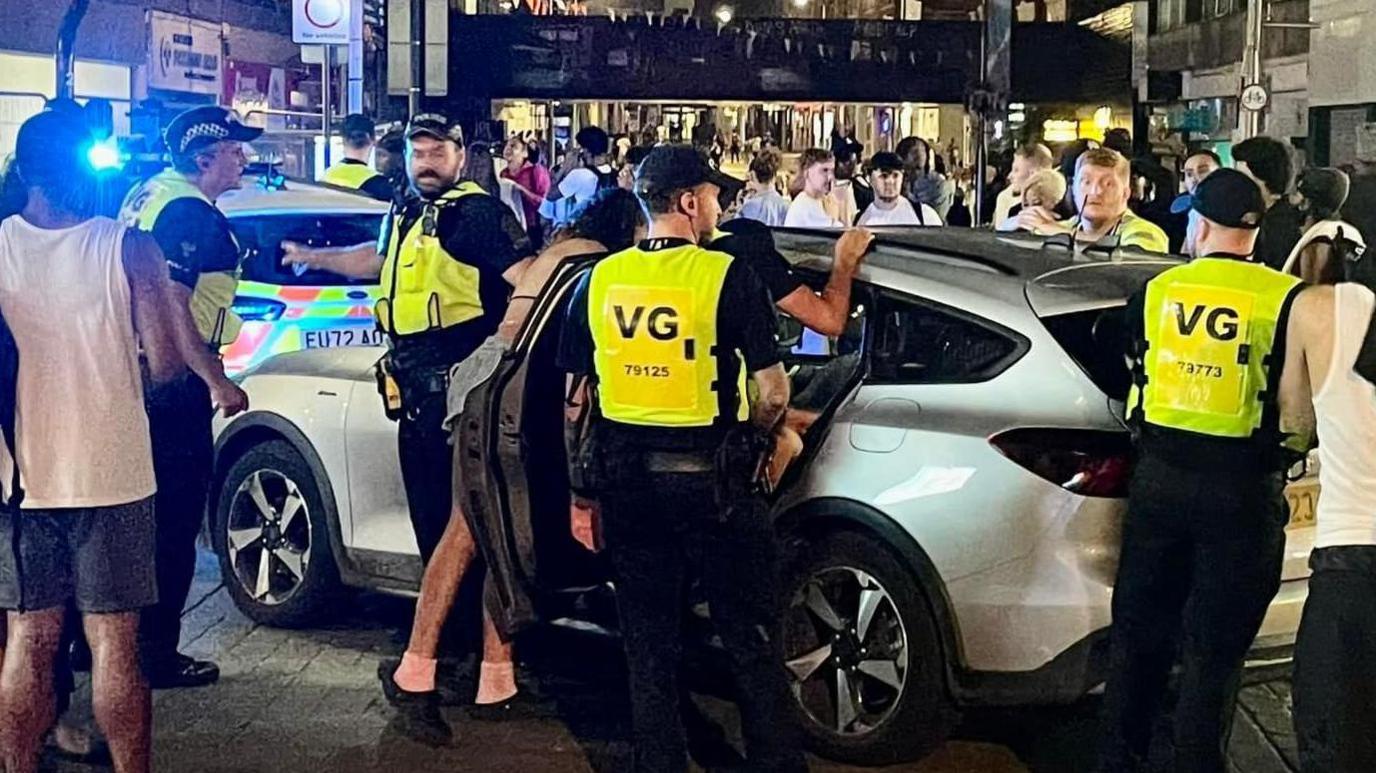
[322,113,393,202]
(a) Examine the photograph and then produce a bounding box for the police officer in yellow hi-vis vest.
[321,113,394,202]
[558,146,804,773]
[1097,169,1307,773]
[283,114,532,565]
[119,105,255,688]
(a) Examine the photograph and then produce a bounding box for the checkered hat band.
[177,123,230,154]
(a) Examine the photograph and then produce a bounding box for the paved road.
[48,551,1298,773]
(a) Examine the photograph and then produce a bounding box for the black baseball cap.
[163,106,262,159]
[341,113,376,137]
[1169,168,1265,229]
[14,109,92,182]
[867,151,904,174]
[634,145,737,199]
[406,113,464,145]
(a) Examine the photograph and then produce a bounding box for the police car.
[211,228,1317,765]
[217,175,389,375]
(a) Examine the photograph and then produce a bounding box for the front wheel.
[781,530,956,765]
[212,439,343,627]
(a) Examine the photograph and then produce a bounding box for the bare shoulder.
[1290,284,1336,340]
[121,229,169,281]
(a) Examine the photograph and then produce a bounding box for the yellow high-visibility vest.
[1129,257,1302,440]
[588,242,747,427]
[375,182,488,336]
[322,162,383,191]
[119,170,242,347]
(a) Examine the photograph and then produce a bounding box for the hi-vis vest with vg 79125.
[588,242,748,428]
[321,162,382,190]
[375,182,486,336]
[119,170,241,348]
[1129,257,1302,440]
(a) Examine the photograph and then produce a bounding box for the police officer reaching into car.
[558,145,805,773]
[321,113,394,202]
[119,105,254,689]
[283,113,532,567]
[1097,169,1307,773]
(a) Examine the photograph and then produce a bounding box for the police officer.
[120,105,254,689]
[284,113,531,566]
[1097,169,1306,772]
[558,145,805,773]
[321,113,393,202]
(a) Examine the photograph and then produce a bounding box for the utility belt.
[374,354,450,422]
[573,419,774,520]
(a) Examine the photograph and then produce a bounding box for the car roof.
[772,227,1180,317]
[218,176,390,217]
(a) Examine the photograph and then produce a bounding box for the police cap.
[163,106,262,160]
[1169,168,1265,229]
[634,145,736,200]
[406,113,464,146]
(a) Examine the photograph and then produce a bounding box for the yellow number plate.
[1285,481,1318,530]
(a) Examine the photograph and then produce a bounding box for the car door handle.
[347,290,370,300]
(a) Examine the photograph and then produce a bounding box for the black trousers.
[1098,454,1288,773]
[141,375,214,665]
[1293,545,1376,773]
[397,391,452,565]
[599,466,805,773]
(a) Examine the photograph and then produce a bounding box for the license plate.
[302,328,385,349]
[1285,481,1318,530]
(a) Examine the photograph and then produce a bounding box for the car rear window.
[231,213,382,287]
[1040,306,1132,400]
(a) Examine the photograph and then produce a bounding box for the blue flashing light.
[232,296,286,322]
[86,139,124,172]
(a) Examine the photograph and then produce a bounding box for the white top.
[496,178,528,231]
[540,165,613,225]
[1281,219,1366,277]
[857,199,942,227]
[831,180,859,227]
[992,185,1020,226]
[784,193,845,228]
[0,216,155,509]
[1314,283,1376,549]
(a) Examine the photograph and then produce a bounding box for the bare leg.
[474,608,517,704]
[0,607,64,773]
[84,612,150,773]
[393,503,480,693]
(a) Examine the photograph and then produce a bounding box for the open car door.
[456,257,602,640]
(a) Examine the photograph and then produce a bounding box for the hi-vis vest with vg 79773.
[321,162,382,190]
[588,242,749,428]
[375,182,486,336]
[119,170,242,348]
[1129,257,1302,441]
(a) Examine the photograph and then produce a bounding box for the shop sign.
[147,11,222,95]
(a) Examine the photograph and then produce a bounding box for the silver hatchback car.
[211,228,1315,765]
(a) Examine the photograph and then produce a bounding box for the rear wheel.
[212,439,343,627]
[781,530,956,765]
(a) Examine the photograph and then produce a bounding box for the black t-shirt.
[714,219,803,304]
[149,198,239,290]
[379,192,532,373]
[341,159,396,202]
[557,239,780,441]
[1254,199,1305,272]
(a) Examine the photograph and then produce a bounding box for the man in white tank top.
[1278,280,1376,772]
[0,110,182,773]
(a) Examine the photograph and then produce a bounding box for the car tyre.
[781,530,956,765]
[213,439,343,627]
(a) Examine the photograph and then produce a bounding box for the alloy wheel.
[783,565,909,736]
[226,469,312,606]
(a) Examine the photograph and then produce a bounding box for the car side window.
[231,214,382,287]
[869,292,1024,384]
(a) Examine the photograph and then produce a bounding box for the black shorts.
[0,498,158,613]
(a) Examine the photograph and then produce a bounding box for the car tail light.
[989,428,1134,498]
[233,296,286,322]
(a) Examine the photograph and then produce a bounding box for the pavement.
[46,549,1300,773]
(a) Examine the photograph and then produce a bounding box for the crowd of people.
[1,94,1375,773]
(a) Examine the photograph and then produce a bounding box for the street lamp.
[792,0,809,6]
[715,5,733,23]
